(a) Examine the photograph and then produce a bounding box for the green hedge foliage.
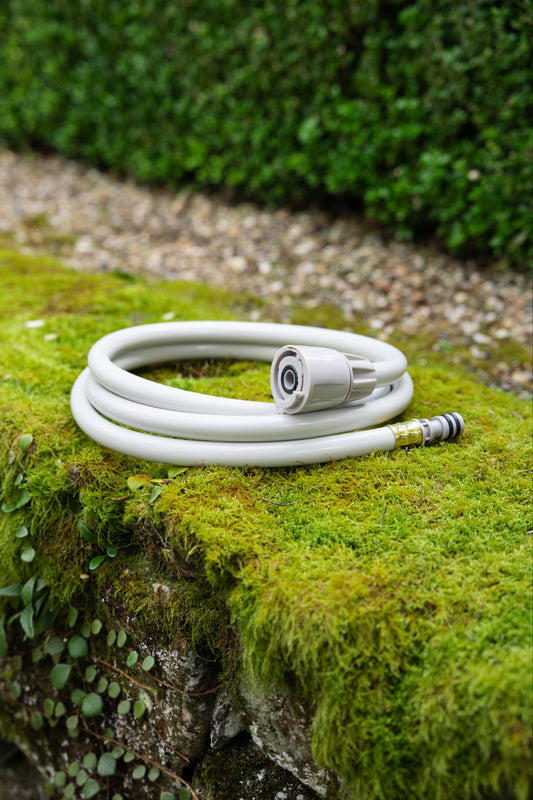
[0,0,531,264]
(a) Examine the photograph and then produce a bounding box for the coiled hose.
[70,321,464,467]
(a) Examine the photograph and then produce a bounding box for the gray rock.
[239,676,340,797]
[210,686,247,750]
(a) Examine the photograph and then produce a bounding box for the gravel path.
[0,148,531,395]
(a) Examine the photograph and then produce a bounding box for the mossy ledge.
[0,251,531,799]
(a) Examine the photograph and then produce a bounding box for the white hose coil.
[71,321,415,467]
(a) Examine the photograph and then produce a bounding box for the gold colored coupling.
[388,413,465,449]
[388,418,424,449]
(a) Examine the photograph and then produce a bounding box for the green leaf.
[141,655,155,672]
[123,751,135,763]
[161,792,177,800]
[133,699,146,719]
[64,785,75,799]
[19,433,33,451]
[20,575,37,605]
[50,663,72,689]
[31,711,43,730]
[117,700,131,715]
[0,583,23,597]
[10,681,21,699]
[148,767,160,782]
[80,620,92,638]
[71,687,86,705]
[148,485,162,504]
[84,779,102,798]
[54,701,66,718]
[127,474,152,491]
[15,488,31,509]
[111,746,125,759]
[32,646,44,662]
[126,650,138,667]
[44,698,55,717]
[54,772,66,788]
[20,603,35,637]
[14,525,29,538]
[77,520,98,545]
[97,676,108,693]
[66,715,79,731]
[68,607,79,628]
[83,753,97,770]
[107,630,116,646]
[82,693,103,718]
[2,488,31,512]
[68,635,89,658]
[178,789,191,800]
[67,762,80,777]
[108,681,121,699]
[132,765,146,780]
[89,555,106,571]
[117,630,127,647]
[91,619,102,635]
[45,636,65,656]
[97,752,116,777]
[20,546,36,563]
[0,617,6,658]
[106,546,118,557]
[76,769,88,786]
[167,466,189,478]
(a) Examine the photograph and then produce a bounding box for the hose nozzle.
[389,413,465,449]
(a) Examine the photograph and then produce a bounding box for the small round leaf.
[97,752,116,777]
[132,765,146,780]
[54,771,66,788]
[10,682,21,699]
[66,715,79,731]
[71,688,86,706]
[82,693,103,718]
[148,767,160,782]
[31,711,43,730]
[107,681,121,699]
[67,607,79,628]
[117,699,131,715]
[54,701,66,718]
[141,655,155,672]
[50,663,71,689]
[116,630,127,648]
[20,547,35,563]
[68,635,88,658]
[45,636,65,656]
[126,650,138,667]
[76,769,88,787]
[85,665,97,682]
[83,753,97,770]
[133,700,146,719]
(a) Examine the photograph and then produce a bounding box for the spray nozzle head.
[270,345,376,414]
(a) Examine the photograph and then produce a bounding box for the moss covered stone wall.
[0,252,531,799]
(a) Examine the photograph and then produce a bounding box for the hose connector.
[271,345,377,414]
[389,413,465,449]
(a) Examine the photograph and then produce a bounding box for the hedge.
[0,0,531,264]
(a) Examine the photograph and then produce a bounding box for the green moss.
[0,250,531,799]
